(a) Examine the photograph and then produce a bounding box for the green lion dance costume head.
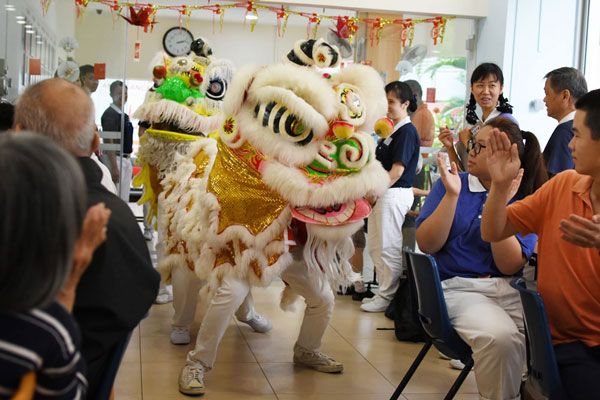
[135,38,391,302]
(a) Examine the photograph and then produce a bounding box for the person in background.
[0,102,14,132]
[101,80,134,202]
[542,67,588,177]
[0,132,109,398]
[361,81,420,313]
[79,64,99,96]
[417,117,547,399]
[14,78,160,397]
[481,89,600,400]
[405,79,435,147]
[439,63,516,171]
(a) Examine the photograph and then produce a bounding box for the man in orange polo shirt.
[481,89,600,400]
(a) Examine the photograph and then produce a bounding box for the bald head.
[14,78,95,156]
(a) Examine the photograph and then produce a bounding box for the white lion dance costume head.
[136,38,390,303]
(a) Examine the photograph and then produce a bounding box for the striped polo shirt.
[0,302,87,399]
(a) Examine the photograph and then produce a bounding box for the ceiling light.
[37,41,44,45]
[5,6,16,11]
[16,15,25,20]
[25,24,33,28]
[17,20,26,24]
[26,30,35,34]
[245,14,258,20]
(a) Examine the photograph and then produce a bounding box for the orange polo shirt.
[507,170,600,347]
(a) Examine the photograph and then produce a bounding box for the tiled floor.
[113,281,479,400]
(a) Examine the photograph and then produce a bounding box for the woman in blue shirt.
[416,117,548,399]
[362,81,420,313]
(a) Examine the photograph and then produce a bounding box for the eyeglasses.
[467,139,487,155]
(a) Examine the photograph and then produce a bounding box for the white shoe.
[143,229,153,241]
[154,287,173,304]
[170,327,191,345]
[360,295,390,312]
[450,359,466,370]
[362,294,377,304]
[239,313,272,333]
[438,351,452,360]
[293,344,343,373]
[179,364,205,395]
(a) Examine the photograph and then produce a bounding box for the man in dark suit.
[543,67,588,177]
[14,78,160,398]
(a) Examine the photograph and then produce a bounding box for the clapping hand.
[559,214,600,250]
[437,151,461,197]
[487,128,521,189]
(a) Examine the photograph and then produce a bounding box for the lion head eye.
[206,79,226,100]
[254,102,314,146]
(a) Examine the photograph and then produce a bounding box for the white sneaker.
[179,364,205,395]
[239,313,272,333]
[293,344,343,373]
[170,327,191,345]
[438,351,452,360]
[362,294,377,304]
[360,295,390,312]
[450,359,466,370]
[154,287,173,304]
[143,229,153,241]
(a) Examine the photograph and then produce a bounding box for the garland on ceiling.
[65,0,453,46]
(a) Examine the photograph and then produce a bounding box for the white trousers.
[171,263,255,330]
[367,187,413,301]
[185,259,334,370]
[442,277,525,400]
[116,155,132,203]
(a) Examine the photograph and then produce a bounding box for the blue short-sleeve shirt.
[376,119,420,188]
[415,172,537,281]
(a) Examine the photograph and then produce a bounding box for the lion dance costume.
[134,38,390,395]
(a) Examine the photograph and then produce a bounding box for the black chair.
[390,249,474,400]
[510,278,567,400]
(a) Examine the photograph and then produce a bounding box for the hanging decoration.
[68,0,455,47]
[41,0,52,15]
[120,5,157,32]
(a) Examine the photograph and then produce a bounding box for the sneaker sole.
[294,361,344,373]
[171,338,191,345]
[179,387,205,396]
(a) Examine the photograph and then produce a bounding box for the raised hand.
[487,128,521,187]
[437,151,461,197]
[506,168,524,203]
[438,126,454,150]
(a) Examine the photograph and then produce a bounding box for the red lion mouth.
[290,198,371,226]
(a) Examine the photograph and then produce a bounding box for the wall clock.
[162,27,194,57]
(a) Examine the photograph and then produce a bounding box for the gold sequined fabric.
[208,139,288,235]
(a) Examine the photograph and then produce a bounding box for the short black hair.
[110,80,124,95]
[385,81,418,113]
[575,89,600,140]
[79,64,94,77]
[0,103,14,132]
[544,67,587,102]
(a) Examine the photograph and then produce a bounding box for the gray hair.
[0,132,86,312]
[14,78,95,155]
[544,67,588,102]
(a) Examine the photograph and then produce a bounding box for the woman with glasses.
[439,63,516,171]
[415,117,548,400]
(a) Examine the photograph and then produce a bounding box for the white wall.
[475,0,582,147]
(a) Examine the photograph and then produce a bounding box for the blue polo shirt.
[415,172,537,281]
[375,117,420,188]
[543,120,575,177]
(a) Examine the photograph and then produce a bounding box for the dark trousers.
[554,341,600,400]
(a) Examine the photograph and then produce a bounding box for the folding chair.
[390,249,474,400]
[510,278,567,400]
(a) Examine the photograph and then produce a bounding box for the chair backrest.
[510,278,566,399]
[404,249,471,362]
[11,371,35,400]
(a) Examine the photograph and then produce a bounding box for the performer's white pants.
[185,259,334,371]
[367,187,413,301]
[171,263,255,330]
[116,155,132,203]
[442,277,525,400]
